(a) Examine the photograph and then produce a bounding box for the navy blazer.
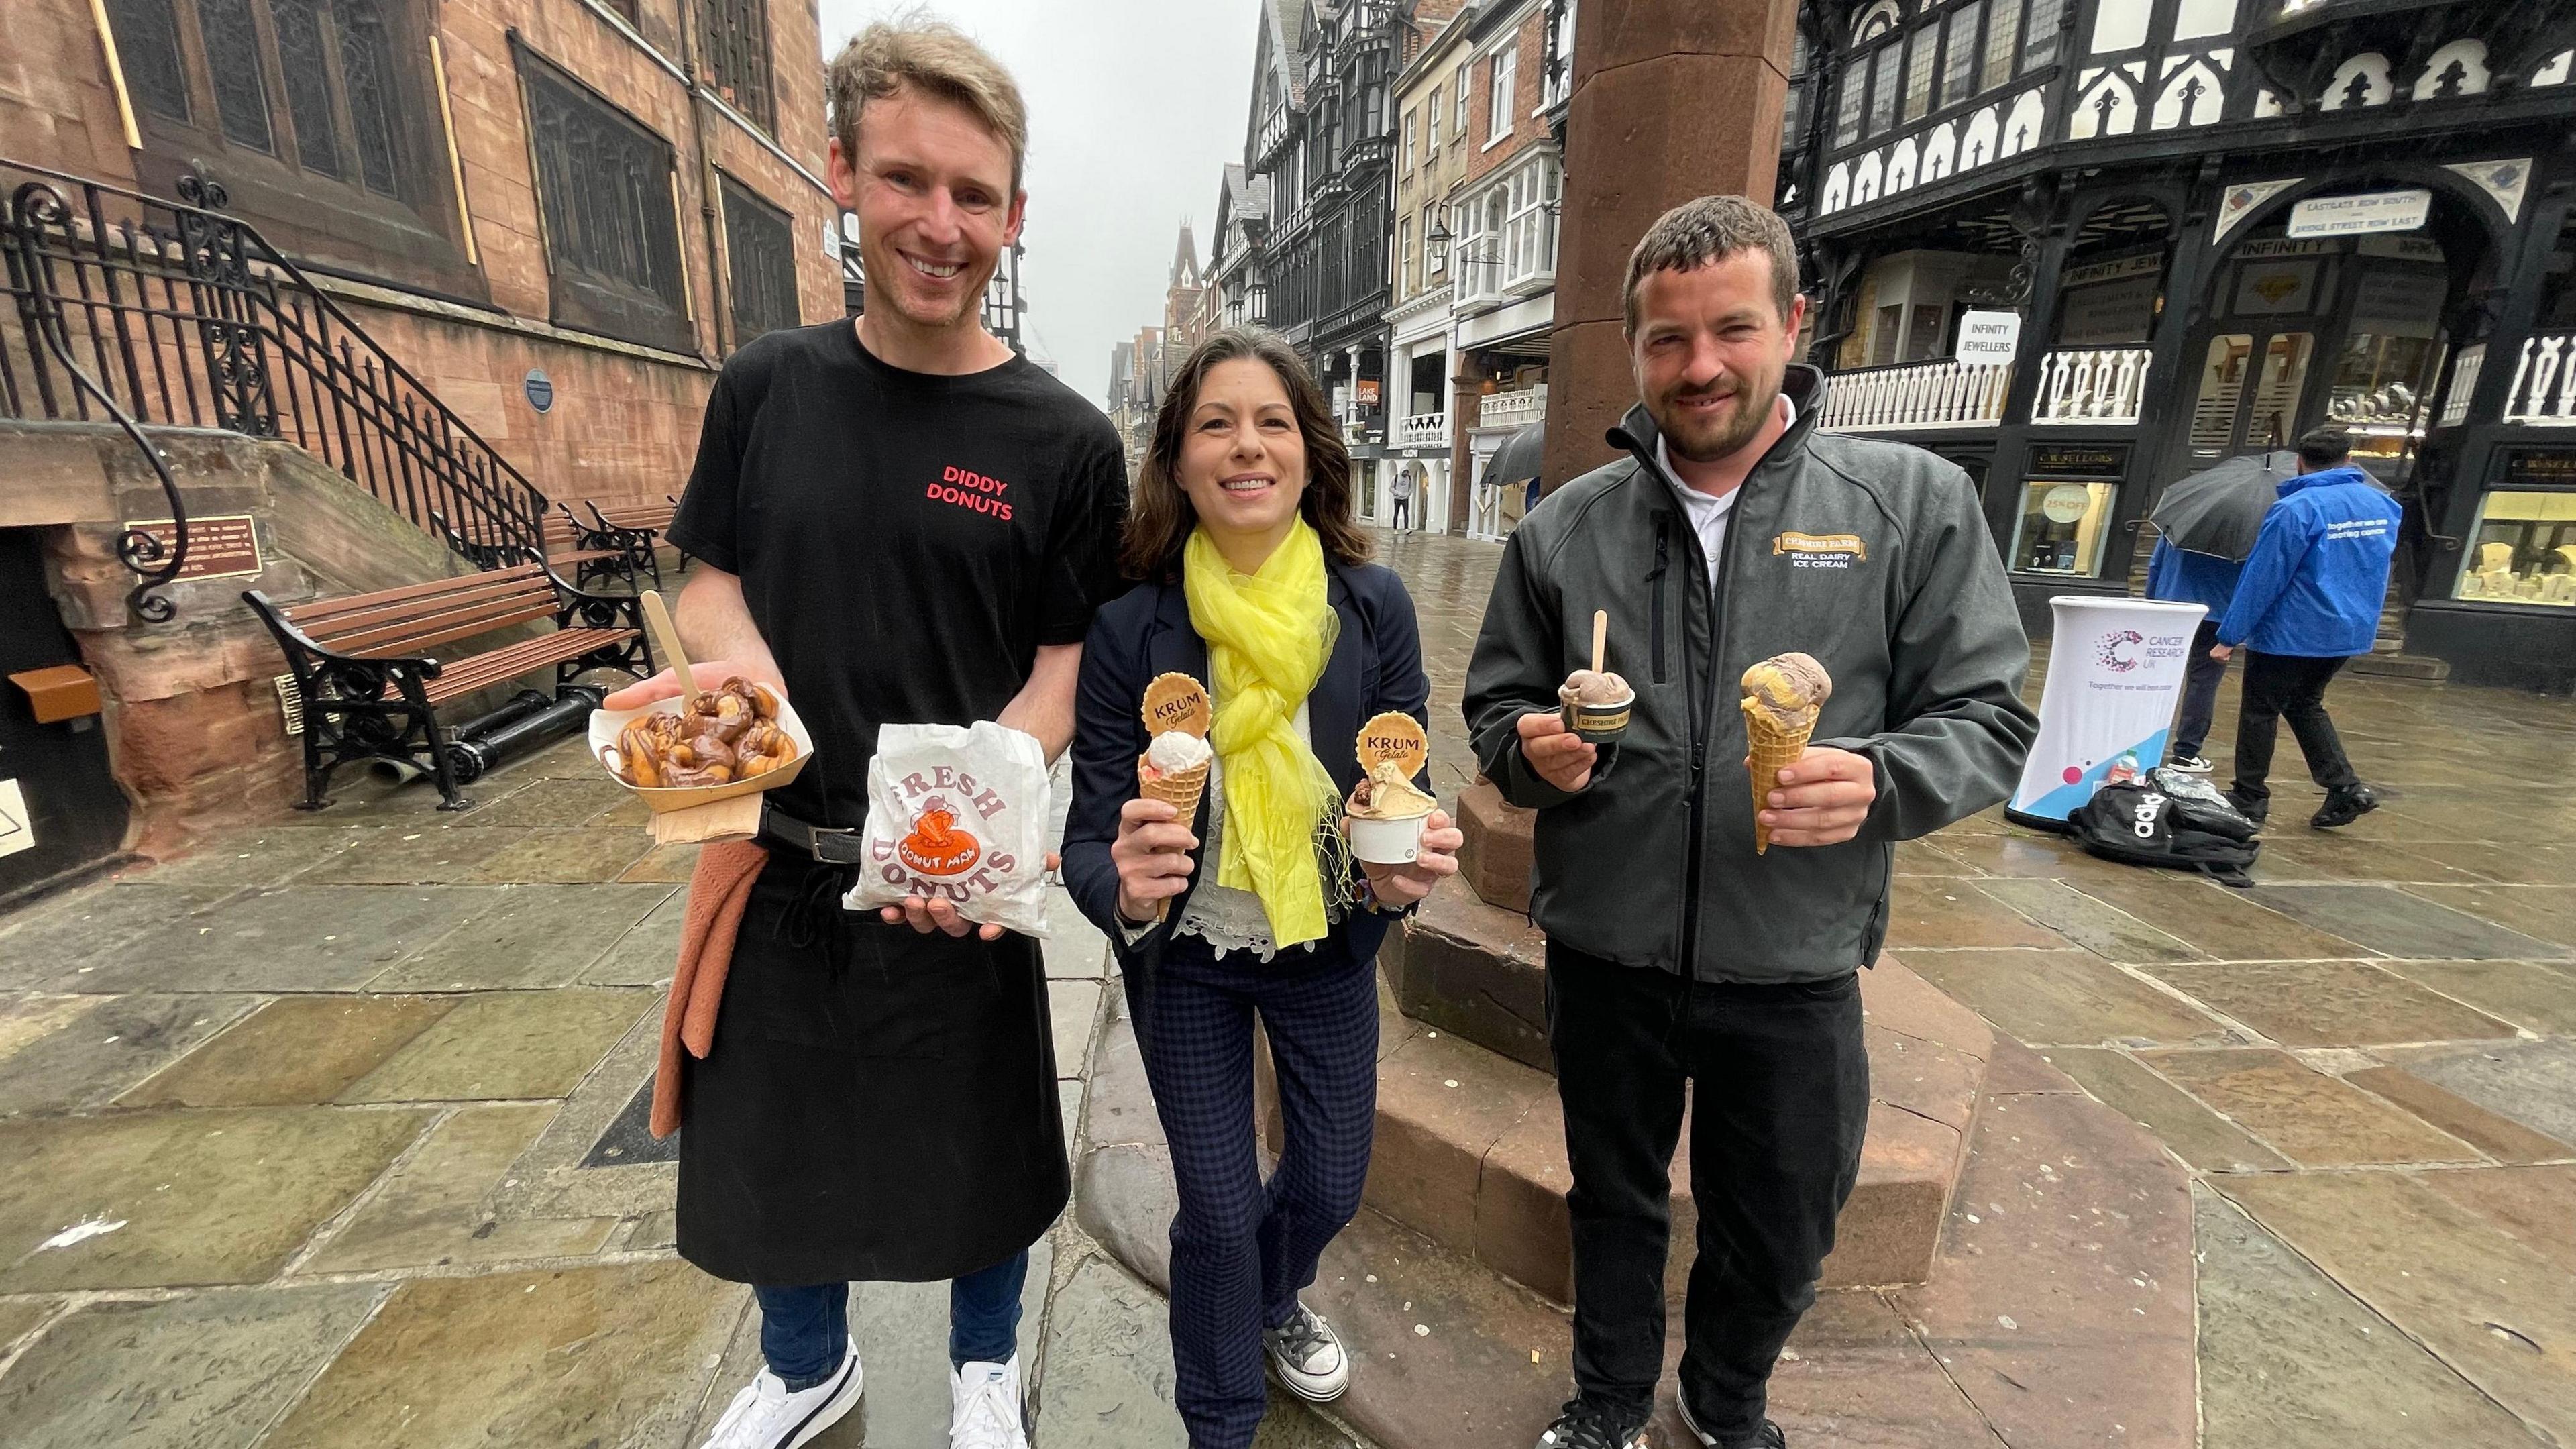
[1061,556,1432,987]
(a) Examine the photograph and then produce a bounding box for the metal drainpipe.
[676,0,735,359]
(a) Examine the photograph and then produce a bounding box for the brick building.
[0,0,841,891]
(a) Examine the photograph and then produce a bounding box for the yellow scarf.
[1183,519,1344,947]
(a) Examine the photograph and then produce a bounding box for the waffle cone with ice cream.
[1137,673,1214,920]
[1741,652,1833,855]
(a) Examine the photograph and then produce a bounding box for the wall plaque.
[120,514,261,580]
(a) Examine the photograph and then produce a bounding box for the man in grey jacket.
[1464,197,2036,1449]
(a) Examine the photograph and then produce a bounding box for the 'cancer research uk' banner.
[2008,597,2210,829]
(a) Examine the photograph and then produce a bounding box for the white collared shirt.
[1654,392,1795,588]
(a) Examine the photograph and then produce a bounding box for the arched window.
[1854,0,1902,44]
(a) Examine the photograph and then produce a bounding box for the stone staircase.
[1073,780,2200,1448]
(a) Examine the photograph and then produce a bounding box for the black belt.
[759,799,869,865]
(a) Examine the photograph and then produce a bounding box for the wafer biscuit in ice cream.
[1136,674,1213,921]
[1741,652,1832,855]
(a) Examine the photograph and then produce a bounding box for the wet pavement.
[0,524,2569,1447]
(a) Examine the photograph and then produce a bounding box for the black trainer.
[2310,784,2379,829]
[2226,790,2268,828]
[1676,1392,1788,1448]
[1534,1400,1650,1449]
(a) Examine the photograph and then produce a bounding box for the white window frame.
[1428,87,1442,151]
[1455,62,1472,133]
[1404,109,1417,170]
[1486,45,1517,146]
[1501,153,1560,292]
[1399,215,1414,294]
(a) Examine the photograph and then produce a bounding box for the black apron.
[675,855,1069,1285]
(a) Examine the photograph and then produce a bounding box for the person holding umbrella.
[2208,427,2400,829]
[2145,451,2294,772]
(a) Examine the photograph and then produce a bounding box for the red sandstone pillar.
[1541,0,1800,493]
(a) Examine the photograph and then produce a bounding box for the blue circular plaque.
[524,368,555,413]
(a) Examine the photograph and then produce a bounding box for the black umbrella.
[2149,451,2296,561]
[1481,421,1546,492]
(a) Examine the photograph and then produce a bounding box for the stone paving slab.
[117,994,455,1108]
[2142,959,2519,1048]
[0,884,241,991]
[451,777,633,829]
[259,1259,743,1449]
[2343,1065,2573,1164]
[2044,1047,2294,1171]
[292,828,521,885]
[2413,1165,2576,1277]
[2141,1047,2480,1167]
[2394,959,2576,1036]
[368,883,678,991]
[334,988,654,1104]
[2404,884,2576,953]
[136,827,364,890]
[0,993,261,1115]
[2055,869,2375,960]
[87,886,511,994]
[1903,949,2240,1048]
[2192,1185,2543,1449]
[1036,1253,1191,1448]
[307,1103,618,1272]
[2380,1037,2576,1148]
[1974,877,2208,964]
[2242,883,2566,961]
[0,1105,431,1291]
[0,1282,387,1449]
[463,828,656,885]
[2217,1170,2576,1442]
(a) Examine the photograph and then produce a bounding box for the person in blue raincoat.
[2208,427,2400,829]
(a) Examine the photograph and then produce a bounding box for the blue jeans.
[755,1250,1028,1391]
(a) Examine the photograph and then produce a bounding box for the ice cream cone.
[1138,755,1210,921]
[1742,702,1818,855]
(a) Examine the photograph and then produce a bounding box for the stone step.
[1075,1000,2196,1449]
[2345,651,2451,682]
[1285,936,1991,1301]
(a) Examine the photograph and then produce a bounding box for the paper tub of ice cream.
[1346,712,1436,865]
[590,680,815,815]
[1558,669,1634,743]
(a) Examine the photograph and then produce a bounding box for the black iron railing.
[1,160,547,578]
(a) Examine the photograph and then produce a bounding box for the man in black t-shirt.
[605,23,1124,1449]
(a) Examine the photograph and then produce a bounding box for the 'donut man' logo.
[896,797,982,877]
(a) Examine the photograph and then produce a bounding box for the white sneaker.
[2168,755,2214,773]
[949,1354,1030,1449]
[699,1344,861,1449]
[1263,1302,1350,1402]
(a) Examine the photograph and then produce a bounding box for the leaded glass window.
[1866,41,1900,137]
[2021,0,2066,73]
[1981,0,2021,91]
[272,0,343,178]
[105,0,189,122]
[1904,25,1939,121]
[195,0,273,152]
[1833,66,1864,148]
[698,0,775,133]
[521,47,693,351]
[1942,3,1982,107]
[723,175,801,345]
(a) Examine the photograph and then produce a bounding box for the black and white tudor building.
[1788,0,2576,690]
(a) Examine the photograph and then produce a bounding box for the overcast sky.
[814,1,1260,409]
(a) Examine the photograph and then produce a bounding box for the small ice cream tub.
[1347,807,1433,865]
[1558,676,1634,744]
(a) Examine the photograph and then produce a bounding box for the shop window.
[2190,335,2253,456]
[1872,303,1904,364]
[2012,479,2118,576]
[1903,303,1948,362]
[521,47,694,353]
[722,175,800,347]
[2246,333,2315,451]
[1941,2,1982,107]
[698,0,775,133]
[2456,491,2576,606]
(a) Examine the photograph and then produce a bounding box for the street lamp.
[1426,214,1452,271]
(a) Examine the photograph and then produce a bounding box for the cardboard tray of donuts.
[592,592,814,845]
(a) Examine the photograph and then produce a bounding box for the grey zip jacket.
[1462,366,2037,983]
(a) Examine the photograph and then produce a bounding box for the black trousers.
[1544,943,1870,1442]
[1391,496,1411,527]
[2229,650,2359,810]
[2169,619,2227,759]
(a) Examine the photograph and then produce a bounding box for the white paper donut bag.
[841,721,1053,937]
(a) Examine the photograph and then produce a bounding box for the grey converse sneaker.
[1262,1302,1350,1402]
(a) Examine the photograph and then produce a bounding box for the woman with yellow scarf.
[1061,329,1461,1448]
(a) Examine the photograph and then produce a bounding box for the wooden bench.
[431,506,631,592]
[244,557,653,811]
[582,498,681,588]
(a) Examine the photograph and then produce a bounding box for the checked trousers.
[1129,934,1380,1449]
